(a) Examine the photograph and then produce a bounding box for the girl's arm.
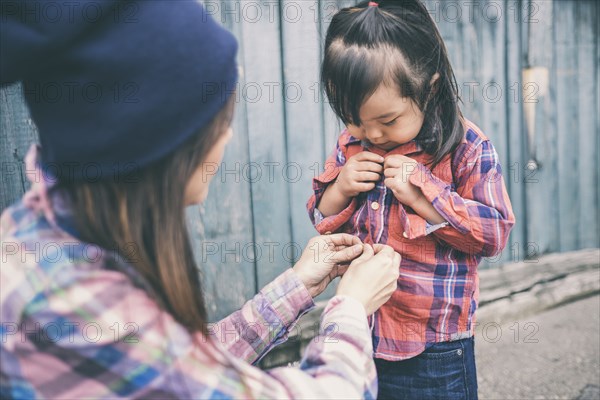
[307,131,360,234]
[400,139,515,257]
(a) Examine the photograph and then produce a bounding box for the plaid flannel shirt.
[307,118,516,360]
[0,145,377,399]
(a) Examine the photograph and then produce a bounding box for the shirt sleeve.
[13,262,376,399]
[306,133,359,234]
[399,140,516,257]
[213,268,315,365]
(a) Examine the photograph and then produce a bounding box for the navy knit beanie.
[0,0,238,182]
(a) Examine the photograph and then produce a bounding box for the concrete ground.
[476,294,600,399]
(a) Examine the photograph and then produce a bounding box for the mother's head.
[1,1,239,334]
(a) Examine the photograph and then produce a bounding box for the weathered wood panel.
[190,2,257,321]
[280,0,324,257]
[0,84,39,209]
[504,0,528,265]
[238,1,294,290]
[575,0,599,250]
[524,0,560,255]
[555,0,580,252]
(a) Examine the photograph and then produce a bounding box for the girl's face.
[184,126,233,205]
[346,83,424,151]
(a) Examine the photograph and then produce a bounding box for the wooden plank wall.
[0,0,597,320]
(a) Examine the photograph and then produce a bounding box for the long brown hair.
[52,94,236,335]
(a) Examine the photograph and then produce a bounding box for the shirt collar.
[346,134,424,156]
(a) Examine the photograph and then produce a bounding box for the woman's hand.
[336,244,401,315]
[293,234,364,298]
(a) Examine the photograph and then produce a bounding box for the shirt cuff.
[260,268,316,340]
[314,197,359,234]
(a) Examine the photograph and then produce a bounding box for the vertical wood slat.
[504,0,527,263]
[473,0,511,268]
[280,0,324,261]
[576,0,599,249]
[524,0,560,255]
[555,0,579,252]
[0,84,39,211]
[239,1,294,289]
[189,1,257,321]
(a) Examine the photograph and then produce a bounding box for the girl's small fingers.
[350,181,376,193]
[357,161,384,173]
[357,171,381,182]
[354,151,385,163]
[383,156,402,169]
[383,178,397,190]
[383,168,400,178]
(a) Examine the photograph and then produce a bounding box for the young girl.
[307,1,516,398]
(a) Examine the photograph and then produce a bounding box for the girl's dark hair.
[52,94,236,336]
[322,0,464,168]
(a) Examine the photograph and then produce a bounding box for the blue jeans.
[374,337,478,400]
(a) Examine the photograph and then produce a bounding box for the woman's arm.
[217,233,364,365]
[4,260,377,398]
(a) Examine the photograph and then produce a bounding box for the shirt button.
[371,201,380,211]
[403,231,409,238]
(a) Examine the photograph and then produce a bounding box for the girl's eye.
[383,117,399,127]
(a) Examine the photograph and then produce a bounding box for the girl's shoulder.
[452,116,494,164]
[459,116,491,148]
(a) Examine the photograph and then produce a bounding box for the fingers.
[356,171,381,182]
[326,233,361,247]
[353,151,385,164]
[335,264,350,277]
[355,161,384,174]
[394,251,401,265]
[330,243,364,264]
[383,168,400,178]
[383,155,406,169]
[372,244,393,254]
[353,244,374,262]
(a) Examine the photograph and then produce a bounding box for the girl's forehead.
[360,84,415,120]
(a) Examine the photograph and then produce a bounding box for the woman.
[0,1,400,398]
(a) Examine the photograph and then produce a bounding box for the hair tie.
[368,1,379,7]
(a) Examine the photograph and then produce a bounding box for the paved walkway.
[476,294,600,399]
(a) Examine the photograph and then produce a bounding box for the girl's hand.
[336,244,401,316]
[383,154,424,206]
[293,234,364,298]
[335,151,384,198]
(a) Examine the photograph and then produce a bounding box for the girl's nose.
[365,127,383,141]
